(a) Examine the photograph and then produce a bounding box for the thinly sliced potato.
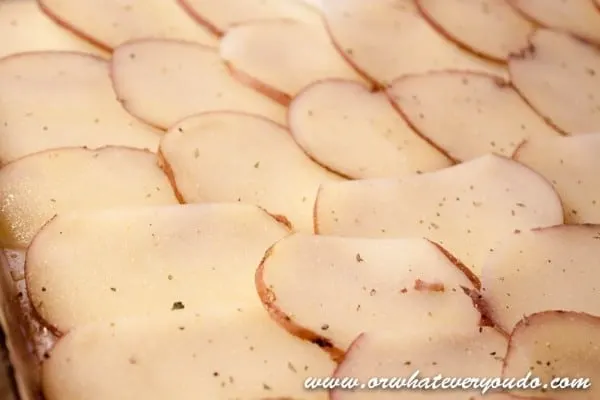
[509,29,600,134]
[159,112,343,232]
[322,0,507,85]
[257,233,481,355]
[220,20,366,104]
[0,147,178,248]
[514,133,600,223]
[38,0,217,50]
[315,154,564,276]
[481,225,600,333]
[288,80,452,178]
[503,311,598,399]
[42,309,334,400]
[388,71,561,161]
[0,52,161,165]
[111,39,286,129]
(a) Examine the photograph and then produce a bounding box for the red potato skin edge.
[224,61,293,106]
[176,0,225,37]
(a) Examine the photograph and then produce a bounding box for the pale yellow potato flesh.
[0,52,161,165]
[160,112,343,232]
[509,29,600,134]
[38,0,218,50]
[288,80,452,178]
[0,147,178,249]
[514,133,600,223]
[322,0,507,85]
[388,71,561,161]
[111,39,286,129]
[42,309,334,400]
[481,225,600,333]
[316,154,564,276]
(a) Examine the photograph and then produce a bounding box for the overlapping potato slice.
[481,225,600,333]
[503,311,598,399]
[0,52,161,164]
[316,154,564,276]
[388,71,560,161]
[26,203,288,334]
[331,327,506,399]
[42,309,334,400]
[0,147,178,249]
[257,233,482,355]
[416,0,534,62]
[111,39,286,129]
[159,112,343,232]
[38,0,217,51]
[220,20,366,104]
[321,0,507,85]
[509,29,600,134]
[514,134,600,223]
[289,80,452,178]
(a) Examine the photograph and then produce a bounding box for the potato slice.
[38,0,217,51]
[509,29,600,134]
[159,112,343,232]
[288,80,453,178]
[481,225,600,333]
[257,233,482,355]
[514,134,600,223]
[316,154,564,276]
[26,203,288,334]
[416,0,534,62]
[111,39,286,129]
[42,309,334,400]
[322,0,507,85]
[220,20,366,104]
[503,311,598,399]
[331,327,506,399]
[0,147,178,248]
[388,71,560,162]
[0,52,161,165]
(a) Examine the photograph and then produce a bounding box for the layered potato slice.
[220,20,366,104]
[0,52,161,165]
[288,80,453,178]
[388,71,561,162]
[38,0,217,51]
[159,112,343,232]
[514,133,600,223]
[509,29,600,135]
[111,39,286,129]
[0,147,178,249]
[321,0,507,85]
[42,308,334,400]
[315,154,564,276]
[257,233,482,356]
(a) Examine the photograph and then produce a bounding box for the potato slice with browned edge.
[503,311,597,399]
[514,134,600,223]
[331,327,506,399]
[160,112,343,232]
[509,29,600,134]
[0,52,161,165]
[38,0,217,51]
[481,225,600,334]
[42,309,334,400]
[27,204,288,334]
[220,20,366,104]
[416,0,533,62]
[288,80,453,178]
[0,147,178,249]
[322,0,506,85]
[316,154,564,276]
[257,233,482,356]
[111,39,286,129]
[388,71,561,162]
